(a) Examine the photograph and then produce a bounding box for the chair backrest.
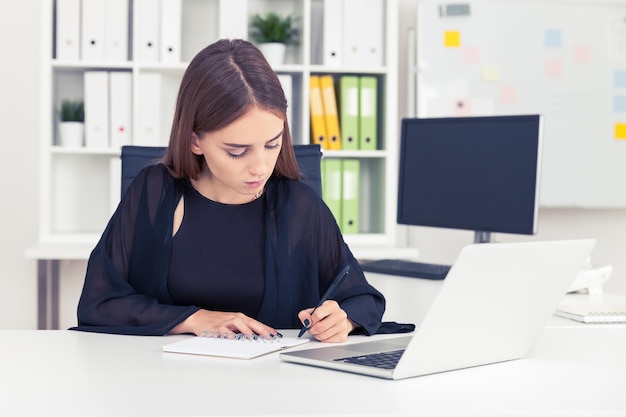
[120,144,322,197]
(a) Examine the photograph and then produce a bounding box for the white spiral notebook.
[163,332,309,359]
[555,304,626,324]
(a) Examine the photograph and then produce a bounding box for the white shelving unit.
[36,0,416,260]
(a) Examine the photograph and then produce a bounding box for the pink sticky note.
[499,86,517,104]
[545,58,563,78]
[573,45,591,63]
[454,99,472,116]
[463,46,480,64]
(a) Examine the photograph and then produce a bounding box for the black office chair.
[120,144,322,197]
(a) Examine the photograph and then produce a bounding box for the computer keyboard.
[360,259,451,280]
[333,349,405,370]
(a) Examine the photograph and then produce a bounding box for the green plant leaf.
[249,12,299,45]
[58,99,84,122]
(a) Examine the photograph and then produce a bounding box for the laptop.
[280,239,596,380]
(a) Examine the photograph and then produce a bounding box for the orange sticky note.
[444,31,461,48]
[614,123,626,139]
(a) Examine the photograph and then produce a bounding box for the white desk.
[0,326,625,417]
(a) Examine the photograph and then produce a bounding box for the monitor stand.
[474,231,492,243]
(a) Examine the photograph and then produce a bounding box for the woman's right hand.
[169,309,279,337]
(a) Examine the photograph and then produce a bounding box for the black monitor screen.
[397,115,542,241]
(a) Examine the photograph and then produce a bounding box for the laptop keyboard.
[333,349,405,370]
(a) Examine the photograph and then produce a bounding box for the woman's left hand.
[298,300,357,343]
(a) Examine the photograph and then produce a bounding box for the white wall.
[0,0,40,329]
[0,0,624,331]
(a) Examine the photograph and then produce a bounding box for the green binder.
[338,76,360,150]
[340,159,360,234]
[358,76,378,150]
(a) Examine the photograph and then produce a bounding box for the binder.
[277,74,293,135]
[323,0,343,66]
[340,159,360,234]
[84,71,109,149]
[160,0,182,64]
[358,76,378,150]
[136,73,162,146]
[342,0,383,67]
[309,75,328,149]
[55,0,80,61]
[341,159,361,234]
[219,0,248,39]
[104,0,129,62]
[136,0,160,63]
[321,158,343,226]
[338,76,360,150]
[109,71,132,148]
[319,75,342,150]
[80,0,106,61]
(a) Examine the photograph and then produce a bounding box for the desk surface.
[1,327,625,417]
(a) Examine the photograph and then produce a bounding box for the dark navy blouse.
[73,164,386,335]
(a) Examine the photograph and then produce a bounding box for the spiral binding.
[586,312,626,323]
[199,331,281,343]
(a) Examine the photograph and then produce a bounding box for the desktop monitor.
[397,115,543,243]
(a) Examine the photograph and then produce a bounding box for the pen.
[298,264,351,338]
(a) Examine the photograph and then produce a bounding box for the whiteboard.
[416,0,626,207]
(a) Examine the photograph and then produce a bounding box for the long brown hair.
[162,39,300,181]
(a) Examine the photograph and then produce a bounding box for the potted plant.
[57,99,84,147]
[249,12,299,66]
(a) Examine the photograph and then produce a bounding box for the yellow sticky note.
[444,31,461,48]
[614,123,626,139]
[481,65,500,82]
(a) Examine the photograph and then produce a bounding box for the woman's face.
[191,107,284,204]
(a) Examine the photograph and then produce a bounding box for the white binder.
[84,71,109,148]
[109,72,132,148]
[55,0,80,61]
[137,73,162,146]
[323,0,343,66]
[342,0,383,67]
[218,0,248,39]
[104,0,129,62]
[136,0,160,63]
[160,0,181,63]
[81,0,106,61]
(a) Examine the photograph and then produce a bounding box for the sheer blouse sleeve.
[73,165,198,335]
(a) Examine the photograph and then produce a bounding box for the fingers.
[190,310,278,337]
[299,300,352,343]
[221,314,275,336]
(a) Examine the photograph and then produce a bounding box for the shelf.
[50,146,120,156]
[38,0,402,257]
[323,150,388,159]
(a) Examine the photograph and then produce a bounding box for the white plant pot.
[259,43,287,67]
[58,121,84,148]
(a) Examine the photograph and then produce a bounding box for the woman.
[73,39,386,342]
